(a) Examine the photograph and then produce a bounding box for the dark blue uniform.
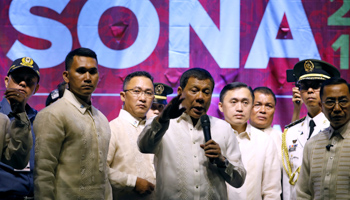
[0,98,37,199]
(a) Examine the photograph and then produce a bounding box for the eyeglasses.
[124,88,154,98]
[297,81,322,91]
[322,99,350,108]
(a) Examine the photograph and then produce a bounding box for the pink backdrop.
[0,0,349,129]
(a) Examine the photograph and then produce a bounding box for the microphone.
[326,144,333,151]
[200,114,211,142]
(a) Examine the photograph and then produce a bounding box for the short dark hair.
[65,48,97,70]
[320,77,349,99]
[253,86,276,105]
[123,71,154,90]
[219,82,254,102]
[179,68,214,91]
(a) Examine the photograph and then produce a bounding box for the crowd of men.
[1,47,349,200]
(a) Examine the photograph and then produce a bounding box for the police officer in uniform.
[282,59,340,200]
[146,82,173,119]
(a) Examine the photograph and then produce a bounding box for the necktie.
[308,120,316,139]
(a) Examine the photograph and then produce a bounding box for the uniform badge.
[289,144,298,152]
[304,60,314,72]
[155,84,164,95]
[20,57,34,68]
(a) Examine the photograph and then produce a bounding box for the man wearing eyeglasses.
[108,71,156,200]
[297,77,350,199]
[282,59,340,200]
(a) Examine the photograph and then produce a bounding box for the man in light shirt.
[297,77,350,199]
[219,82,281,200]
[282,59,340,200]
[108,71,156,199]
[34,48,112,199]
[250,87,282,163]
[138,68,246,200]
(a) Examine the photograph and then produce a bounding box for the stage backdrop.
[0,0,349,130]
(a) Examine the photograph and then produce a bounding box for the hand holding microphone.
[200,114,211,142]
[200,115,227,167]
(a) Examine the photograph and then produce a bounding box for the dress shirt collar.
[63,89,93,115]
[328,120,350,140]
[305,112,327,128]
[262,126,272,132]
[177,112,203,129]
[119,109,146,127]
[234,123,252,140]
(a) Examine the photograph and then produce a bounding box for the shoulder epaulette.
[284,116,306,129]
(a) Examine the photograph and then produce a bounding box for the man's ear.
[4,76,9,88]
[177,86,182,95]
[120,91,126,102]
[33,84,40,94]
[218,102,223,113]
[63,71,69,83]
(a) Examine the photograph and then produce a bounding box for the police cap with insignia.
[7,57,40,81]
[153,83,173,105]
[293,59,340,84]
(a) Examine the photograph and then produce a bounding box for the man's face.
[299,80,323,109]
[121,76,154,119]
[178,77,213,119]
[321,83,350,129]
[5,68,39,103]
[219,87,253,127]
[63,56,99,102]
[146,103,164,119]
[250,92,276,129]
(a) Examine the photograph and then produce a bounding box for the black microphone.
[326,144,334,151]
[200,114,211,142]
